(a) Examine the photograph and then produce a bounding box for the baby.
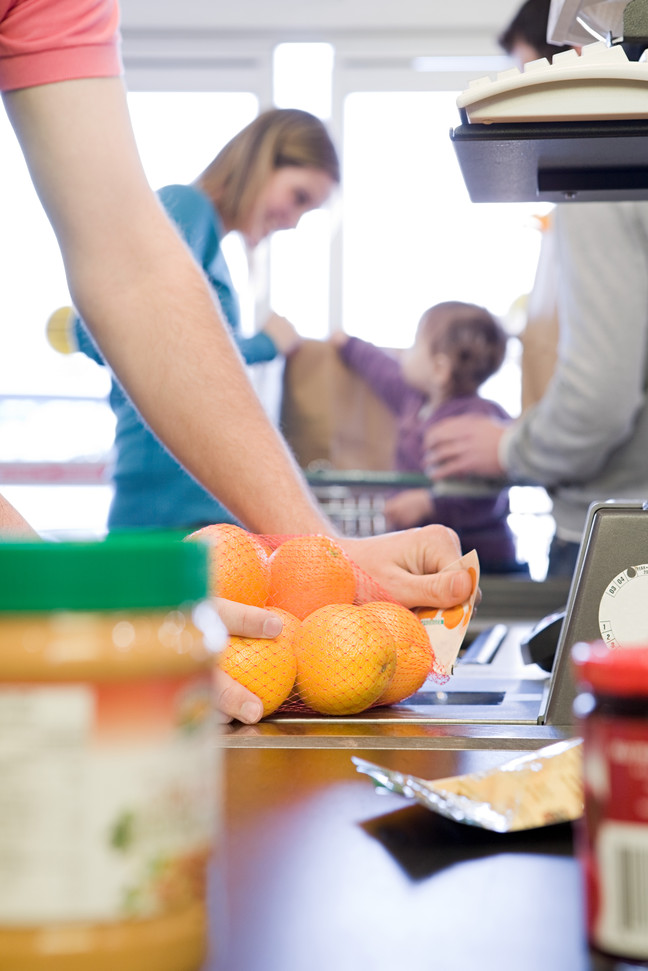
[332,301,523,574]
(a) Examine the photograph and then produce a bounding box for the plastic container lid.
[0,534,209,611]
[572,640,648,697]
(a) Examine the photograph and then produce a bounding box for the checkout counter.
[210,575,588,971]
[210,745,588,971]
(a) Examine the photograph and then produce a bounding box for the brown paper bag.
[280,339,397,471]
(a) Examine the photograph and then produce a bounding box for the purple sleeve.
[339,337,409,415]
[433,396,512,422]
[420,394,514,541]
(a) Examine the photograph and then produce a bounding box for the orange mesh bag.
[185,527,468,718]
[292,603,397,715]
[266,534,357,619]
[187,523,270,606]
[361,601,442,704]
[220,607,300,717]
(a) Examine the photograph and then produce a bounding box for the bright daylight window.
[340,89,550,418]
[269,42,335,338]
[0,44,551,561]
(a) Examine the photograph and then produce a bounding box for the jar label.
[0,677,218,924]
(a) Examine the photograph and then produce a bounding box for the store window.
[339,88,551,418]
[1,40,551,557]
[268,42,336,338]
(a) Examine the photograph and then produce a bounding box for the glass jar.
[0,534,226,971]
[572,640,648,965]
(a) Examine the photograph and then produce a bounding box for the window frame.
[120,30,516,336]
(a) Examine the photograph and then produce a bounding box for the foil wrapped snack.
[353,738,584,833]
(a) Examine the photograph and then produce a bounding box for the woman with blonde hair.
[74,107,340,530]
[198,107,339,242]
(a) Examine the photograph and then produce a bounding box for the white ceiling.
[120,0,525,47]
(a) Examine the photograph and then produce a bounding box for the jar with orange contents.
[573,641,648,965]
[0,535,226,971]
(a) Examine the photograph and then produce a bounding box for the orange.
[220,607,300,717]
[438,604,464,630]
[361,601,434,706]
[186,523,270,606]
[415,603,469,630]
[293,603,396,715]
[268,535,356,620]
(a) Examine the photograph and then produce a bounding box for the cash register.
[451,0,648,203]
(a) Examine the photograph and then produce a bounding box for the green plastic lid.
[0,533,209,612]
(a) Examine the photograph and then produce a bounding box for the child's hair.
[418,301,508,397]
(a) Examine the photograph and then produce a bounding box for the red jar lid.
[572,641,648,697]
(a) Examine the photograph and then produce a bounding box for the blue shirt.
[75,183,278,530]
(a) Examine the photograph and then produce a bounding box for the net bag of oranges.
[186,524,477,718]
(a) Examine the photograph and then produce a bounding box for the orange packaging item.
[0,536,226,971]
[414,549,480,677]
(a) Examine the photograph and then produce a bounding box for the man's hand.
[0,493,38,537]
[339,524,474,608]
[212,599,284,725]
[424,415,507,479]
[384,488,434,530]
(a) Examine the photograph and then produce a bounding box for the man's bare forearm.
[0,495,38,537]
[78,243,328,534]
[4,79,330,536]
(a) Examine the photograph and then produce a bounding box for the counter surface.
[206,745,622,971]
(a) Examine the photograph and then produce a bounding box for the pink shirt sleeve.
[0,0,122,92]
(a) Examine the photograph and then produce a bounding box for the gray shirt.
[501,201,648,541]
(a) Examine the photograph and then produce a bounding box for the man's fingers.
[213,667,263,724]
[339,526,476,610]
[216,598,284,638]
[210,600,285,724]
[385,566,474,610]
